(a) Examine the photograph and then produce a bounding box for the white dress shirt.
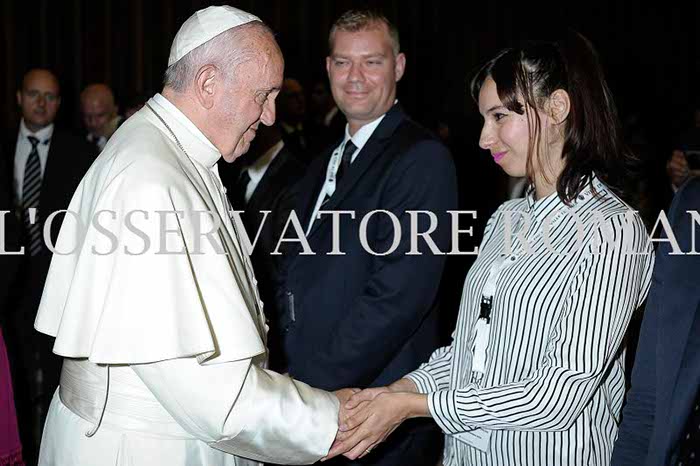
[406,177,654,466]
[14,119,54,203]
[242,140,284,203]
[306,112,388,233]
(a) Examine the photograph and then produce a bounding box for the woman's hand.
[344,378,418,409]
[323,391,429,461]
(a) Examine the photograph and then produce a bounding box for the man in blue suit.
[274,10,457,466]
[613,178,700,466]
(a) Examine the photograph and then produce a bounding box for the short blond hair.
[328,10,400,56]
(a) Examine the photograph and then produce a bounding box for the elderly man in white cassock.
[34,6,352,466]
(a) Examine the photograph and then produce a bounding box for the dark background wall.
[1,0,695,375]
[1,0,698,150]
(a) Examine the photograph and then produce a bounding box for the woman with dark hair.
[324,32,655,466]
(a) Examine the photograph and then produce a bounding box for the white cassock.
[33,93,339,466]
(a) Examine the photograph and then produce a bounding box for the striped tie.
[22,136,44,256]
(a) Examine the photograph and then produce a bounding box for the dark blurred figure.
[612,178,700,466]
[80,83,122,154]
[223,124,305,368]
[277,78,311,161]
[1,68,93,464]
[123,93,148,120]
[308,79,345,153]
[667,105,700,191]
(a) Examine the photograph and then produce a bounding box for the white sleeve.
[132,356,339,465]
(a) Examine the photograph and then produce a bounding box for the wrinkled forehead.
[256,44,285,87]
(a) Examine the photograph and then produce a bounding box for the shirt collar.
[247,140,284,182]
[20,119,54,143]
[150,93,221,168]
[343,99,398,152]
[343,114,384,153]
[524,174,605,219]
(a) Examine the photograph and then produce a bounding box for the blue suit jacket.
[275,104,458,391]
[612,178,700,466]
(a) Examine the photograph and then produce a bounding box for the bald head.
[81,83,118,137]
[17,69,61,132]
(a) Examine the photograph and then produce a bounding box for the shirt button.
[510,256,516,261]
[578,194,585,200]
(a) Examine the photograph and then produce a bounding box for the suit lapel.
[298,146,335,230]
[306,104,405,239]
[39,130,60,214]
[246,146,287,212]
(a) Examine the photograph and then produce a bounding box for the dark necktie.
[22,136,44,256]
[235,170,252,208]
[335,140,357,185]
[676,386,700,465]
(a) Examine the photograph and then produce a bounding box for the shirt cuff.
[428,389,464,435]
[405,368,439,394]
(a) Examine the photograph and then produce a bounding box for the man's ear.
[16,90,22,107]
[194,65,218,109]
[394,53,406,82]
[548,89,570,125]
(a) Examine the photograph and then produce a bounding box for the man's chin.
[225,142,251,162]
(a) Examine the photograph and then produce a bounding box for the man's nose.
[260,100,276,126]
[347,62,364,83]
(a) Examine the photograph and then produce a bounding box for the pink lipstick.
[492,151,507,163]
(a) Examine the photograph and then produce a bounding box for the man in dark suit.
[80,83,123,155]
[1,68,94,463]
[277,78,312,162]
[226,123,306,368]
[308,79,346,156]
[275,10,457,466]
[612,178,700,466]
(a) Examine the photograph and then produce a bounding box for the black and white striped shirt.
[407,177,654,466]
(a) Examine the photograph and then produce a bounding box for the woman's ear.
[548,89,571,125]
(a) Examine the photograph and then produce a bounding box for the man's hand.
[334,388,361,424]
[667,150,700,189]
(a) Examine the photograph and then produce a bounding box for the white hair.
[163,21,273,92]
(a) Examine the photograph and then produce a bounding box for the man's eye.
[494,113,506,122]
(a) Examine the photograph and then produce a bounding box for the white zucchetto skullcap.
[168,5,260,66]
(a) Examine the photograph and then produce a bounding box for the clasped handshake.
[323,378,429,462]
